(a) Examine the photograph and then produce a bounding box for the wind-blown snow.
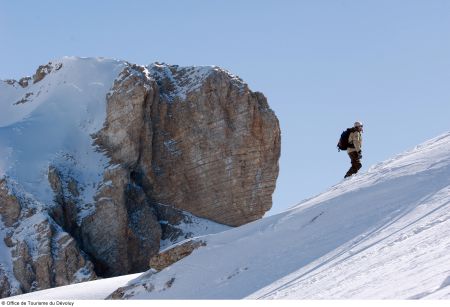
[11,131,450,300]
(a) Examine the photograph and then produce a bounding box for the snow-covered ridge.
[147,62,247,101]
[1,58,248,112]
[0,57,126,205]
[1,57,125,124]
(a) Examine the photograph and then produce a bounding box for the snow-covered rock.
[0,57,280,297]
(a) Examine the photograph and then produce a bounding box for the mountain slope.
[12,131,450,300]
[114,132,450,299]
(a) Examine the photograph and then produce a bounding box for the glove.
[358,151,362,159]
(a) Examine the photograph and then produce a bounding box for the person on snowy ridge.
[344,121,363,178]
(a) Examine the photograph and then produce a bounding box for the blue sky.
[1,0,450,215]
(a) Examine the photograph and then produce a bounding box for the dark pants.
[345,151,362,178]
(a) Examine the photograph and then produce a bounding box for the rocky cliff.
[0,57,281,297]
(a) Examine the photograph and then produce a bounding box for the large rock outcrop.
[143,64,281,226]
[0,57,280,297]
[94,63,281,227]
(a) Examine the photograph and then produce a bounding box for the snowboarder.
[344,121,363,178]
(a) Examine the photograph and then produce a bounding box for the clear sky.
[1,0,450,215]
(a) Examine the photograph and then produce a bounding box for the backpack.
[337,128,355,151]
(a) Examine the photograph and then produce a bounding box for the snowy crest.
[147,62,246,101]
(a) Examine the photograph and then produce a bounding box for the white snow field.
[9,131,450,300]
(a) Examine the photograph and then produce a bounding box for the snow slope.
[10,131,450,300]
[0,57,126,208]
[9,273,142,300]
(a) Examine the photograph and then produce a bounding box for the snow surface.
[0,57,126,208]
[10,273,142,300]
[10,131,450,300]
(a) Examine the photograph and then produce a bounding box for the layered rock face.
[0,58,280,297]
[144,64,281,226]
[94,63,281,226]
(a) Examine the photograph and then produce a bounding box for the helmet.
[354,121,363,128]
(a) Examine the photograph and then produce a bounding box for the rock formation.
[144,64,281,226]
[0,57,281,297]
[149,239,206,272]
[0,179,96,297]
